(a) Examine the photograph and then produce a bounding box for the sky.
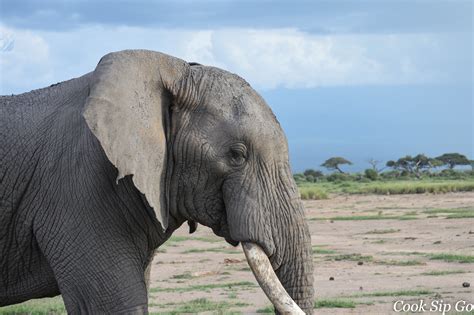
[0,0,472,172]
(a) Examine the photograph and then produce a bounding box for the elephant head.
[83,50,314,314]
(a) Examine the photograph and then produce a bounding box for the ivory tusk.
[242,242,305,315]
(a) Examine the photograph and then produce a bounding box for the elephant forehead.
[217,92,289,157]
[197,67,289,153]
[233,87,285,142]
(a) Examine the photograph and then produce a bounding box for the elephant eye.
[229,144,247,167]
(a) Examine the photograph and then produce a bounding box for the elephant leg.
[34,213,151,314]
[49,249,149,314]
[44,241,149,314]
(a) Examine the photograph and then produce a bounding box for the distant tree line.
[295,152,473,183]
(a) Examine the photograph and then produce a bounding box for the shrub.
[326,173,353,182]
[380,170,400,179]
[364,168,378,180]
[299,187,328,200]
[440,169,457,177]
[303,169,324,179]
[293,173,307,183]
[360,182,474,195]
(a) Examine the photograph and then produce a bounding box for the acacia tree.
[435,153,470,169]
[386,154,438,177]
[321,157,352,174]
[428,159,444,172]
[386,156,415,173]
[367,158,385,173]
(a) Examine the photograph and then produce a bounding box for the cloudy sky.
[0,0,472,171]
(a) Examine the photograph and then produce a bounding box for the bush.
[440,169,457,177]
[360,182,474,195]
[300,169,324,182]
[400,170,411,178]
[326,173,353,182]
[357,177,372,183]
[436,169,469,179]
[299,187,328,200]
[293,174,307,183]
[380,170,400,179]
[364,169,378,181]
[465,170,474,177]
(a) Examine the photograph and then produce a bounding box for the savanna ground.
[1,189,473,314]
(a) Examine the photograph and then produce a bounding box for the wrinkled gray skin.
[0,50,314,314]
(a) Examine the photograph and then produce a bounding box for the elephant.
[0,50,314,314]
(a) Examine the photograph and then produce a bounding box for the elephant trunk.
[242,242,305,314]
[242,201,314,314]
[226,162,314,313]
[274,216,314,314]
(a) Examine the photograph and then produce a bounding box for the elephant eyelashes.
[229,144,247,167]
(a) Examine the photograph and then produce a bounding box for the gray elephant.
[0,50,314,314]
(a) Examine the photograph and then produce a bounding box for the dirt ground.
[148,192,474,314]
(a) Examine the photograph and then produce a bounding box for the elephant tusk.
[242,242,305,315]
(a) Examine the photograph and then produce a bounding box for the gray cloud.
[1,24,471,94]
[1,0,471,33]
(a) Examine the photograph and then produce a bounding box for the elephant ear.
[83,50,190,230]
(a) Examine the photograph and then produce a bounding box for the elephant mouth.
[211,224,239,247]
[207,212,301,312]
[242,242,305,314]
[207,205,301,312]
[224,236,239,247]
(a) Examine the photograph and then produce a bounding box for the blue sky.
[1,0,472,172]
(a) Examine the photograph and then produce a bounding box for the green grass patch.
[0,297,65,315]
[299,187,328,200]
[446,213,474,219]
[422,208,474,219]
[382,251,425,256]
[428,253,474,263]
[353,181,474,195]
[150,298,247,314]
[376,259,425,266]
[314,299,357,309]
[366,229,400,234]
[166,235,221,244]
[259,299,366,313]
[298,179,474,197]
[171,272,193,280]
[150,281,256,293]
[227,292,237,299]
[181,247,240,254]
[312,246,337,255]
[256,306,274,313]
[421,270,467,276]
[354,289,433,298]
[423,208,474,214]
[312,214,417,221]
[329,254,373,262]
